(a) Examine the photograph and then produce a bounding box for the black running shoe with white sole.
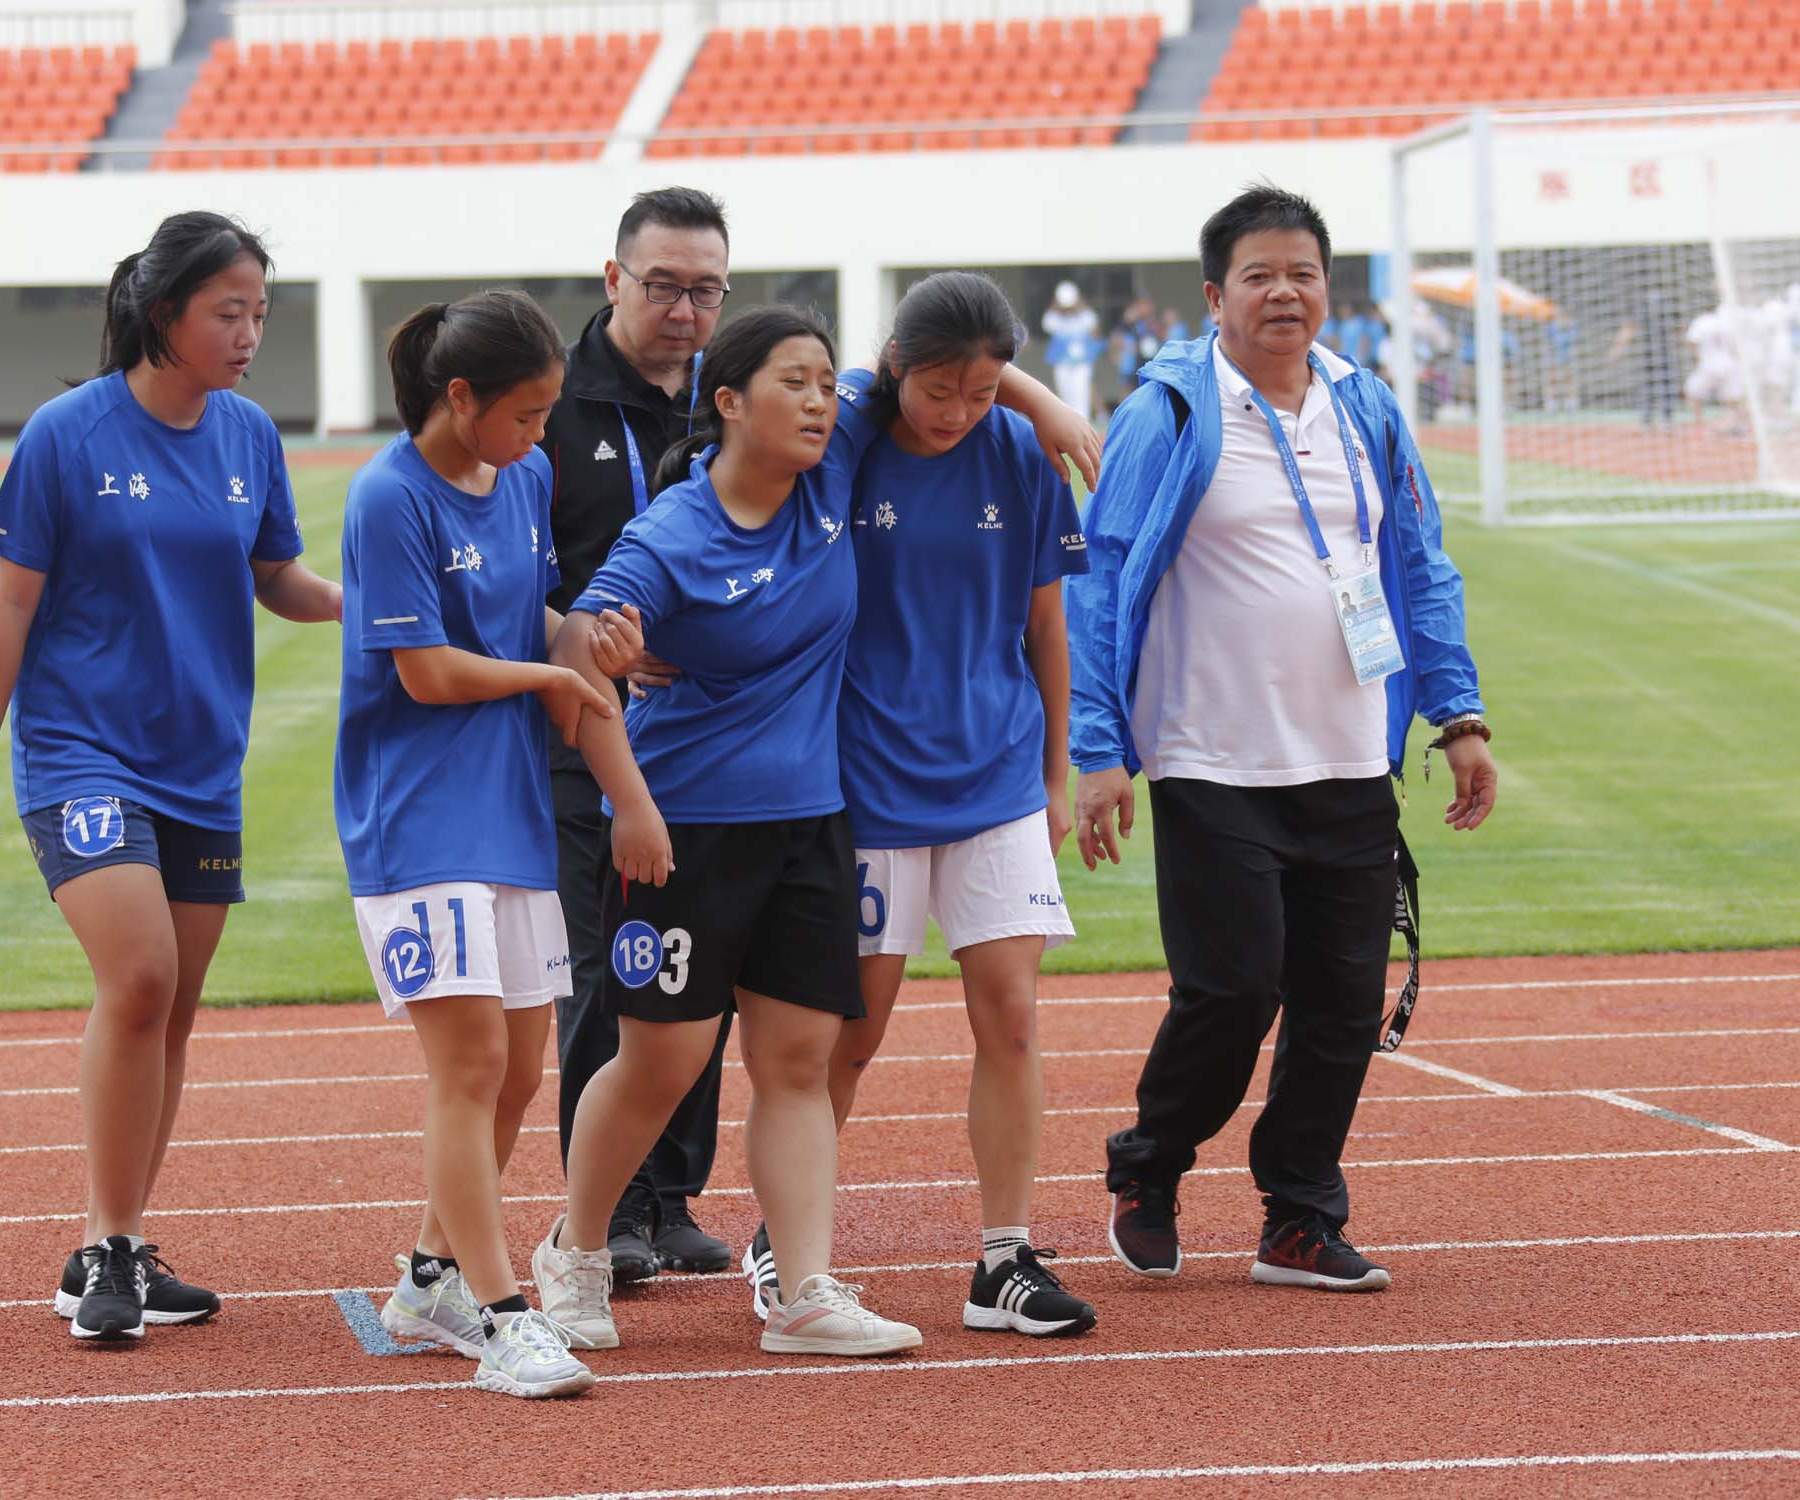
[741,1221,778,1322]
[58,1244,220,1325]
[68,1236,146,1341]
[1252,1213,1391,1292]
[963,1247,1097,1337]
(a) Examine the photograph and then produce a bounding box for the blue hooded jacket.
[1068,333,1483,778]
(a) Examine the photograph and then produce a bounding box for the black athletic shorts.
[19,795,246,904]
[595,811,863,1023]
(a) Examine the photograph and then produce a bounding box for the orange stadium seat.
[0,43,135,172]
[157,30,658,168]
[653,13,1162,156]
[1192,0,1791,140]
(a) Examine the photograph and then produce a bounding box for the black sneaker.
[1108,1179,1181,1277]
[57,1244,219,1325]
[653,1200,731,1273]
[607,1188,661,1284]
[962,1247,1097,1337]
[740,1221,778,1322]
[1252,1212,1391,1292]
[67,1235,145,1341]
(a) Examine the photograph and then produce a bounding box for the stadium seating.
[156,32,658,169]
[0,45,136,173]
[1194,0,1800,141]
[650,14,1161,157]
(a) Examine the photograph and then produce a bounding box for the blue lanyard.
[614,354,703,517]
[1226,348,1373,575]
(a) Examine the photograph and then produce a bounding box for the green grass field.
[3,459,1797,1010]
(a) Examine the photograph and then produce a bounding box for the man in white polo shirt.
[1067,186,1497,1292]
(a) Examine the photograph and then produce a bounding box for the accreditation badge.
[1329,566,1406,686]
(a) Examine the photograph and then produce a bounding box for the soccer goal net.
[1390,102,1800,524]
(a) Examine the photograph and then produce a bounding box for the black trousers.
[550,763,731,1210]
[1108,775,1398,1228]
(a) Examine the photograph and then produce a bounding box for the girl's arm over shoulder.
[996,365,1101,490]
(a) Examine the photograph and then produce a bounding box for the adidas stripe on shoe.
[379,1253,485,1356]
[962,1246,1097,1337]
[742,1221,778,1323]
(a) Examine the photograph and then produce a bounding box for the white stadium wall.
[0,138,1397,432]
[3,121,1795,431]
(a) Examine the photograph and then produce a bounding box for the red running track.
[2,950,1798,1499]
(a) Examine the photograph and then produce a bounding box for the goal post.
[1390,100,1800,525]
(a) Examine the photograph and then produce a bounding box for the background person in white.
[1067,186,1497,1292]
[1041,280,1100,423]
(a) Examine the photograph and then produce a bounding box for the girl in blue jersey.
[0,212,341,1344]
[537,305,1098,1360]
[746,274,1098,1339]
[335,290,659,1400]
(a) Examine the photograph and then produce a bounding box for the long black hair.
[386,289,564,435]
[653,304,836,492]
[863,271,1024,425]
[98,211,272,376]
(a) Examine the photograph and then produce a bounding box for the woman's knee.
[431,1034,510,1106]
[91,960,180,1037]
[969,996,1039,1064]
[497,1053,545,1119]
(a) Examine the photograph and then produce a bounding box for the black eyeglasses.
[617,262,731,310]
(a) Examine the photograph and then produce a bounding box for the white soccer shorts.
[855,809,1076,958]
[354,881,574,1019]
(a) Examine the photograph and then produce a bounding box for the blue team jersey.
[837,370,1091,848]
[0,372,303,829]
[333,436,561,895]
[572,400,875,824]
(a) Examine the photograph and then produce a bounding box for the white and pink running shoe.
[759,1274,921,1357]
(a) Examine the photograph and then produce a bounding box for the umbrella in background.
[1412,266,1560,321]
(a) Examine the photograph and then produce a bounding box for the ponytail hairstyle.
[652,304,836,492]
[863,271,1025,425]
[98,211,273,376]
[386,289,565,435]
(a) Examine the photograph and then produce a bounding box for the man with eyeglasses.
[539,186,735,1285]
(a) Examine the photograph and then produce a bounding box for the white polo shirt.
[1130,341,1391,787]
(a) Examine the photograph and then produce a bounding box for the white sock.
[981,1226,1030,1273]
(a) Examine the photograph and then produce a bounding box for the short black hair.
[1199,185,1331,289]
[616,186,729,257]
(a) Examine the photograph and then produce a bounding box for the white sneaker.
[760,1274,922,1357]
[379,1254,484,1357]
[472,1309,596,1399]
[530,1214,619,1350]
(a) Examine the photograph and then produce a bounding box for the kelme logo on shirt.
[820,515,844,544]
[1061,531,1087,550]
[226,475,249,504]
[595,440,617,461]
[978,502,1004,531]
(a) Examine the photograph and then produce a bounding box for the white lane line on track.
[1579,1088,1792,1151]
[2,971,1794,1049]
[1377,1051,1524,1096]
[5,1329,1797,1409]
[3,1145,1793,1226]
[6,1227,1796,1311]
[499,1447,1800,1499]
[11,1082,1800,1158]
[9,1026,1800,1100]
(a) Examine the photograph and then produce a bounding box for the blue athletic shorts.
[19,796,246,904]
